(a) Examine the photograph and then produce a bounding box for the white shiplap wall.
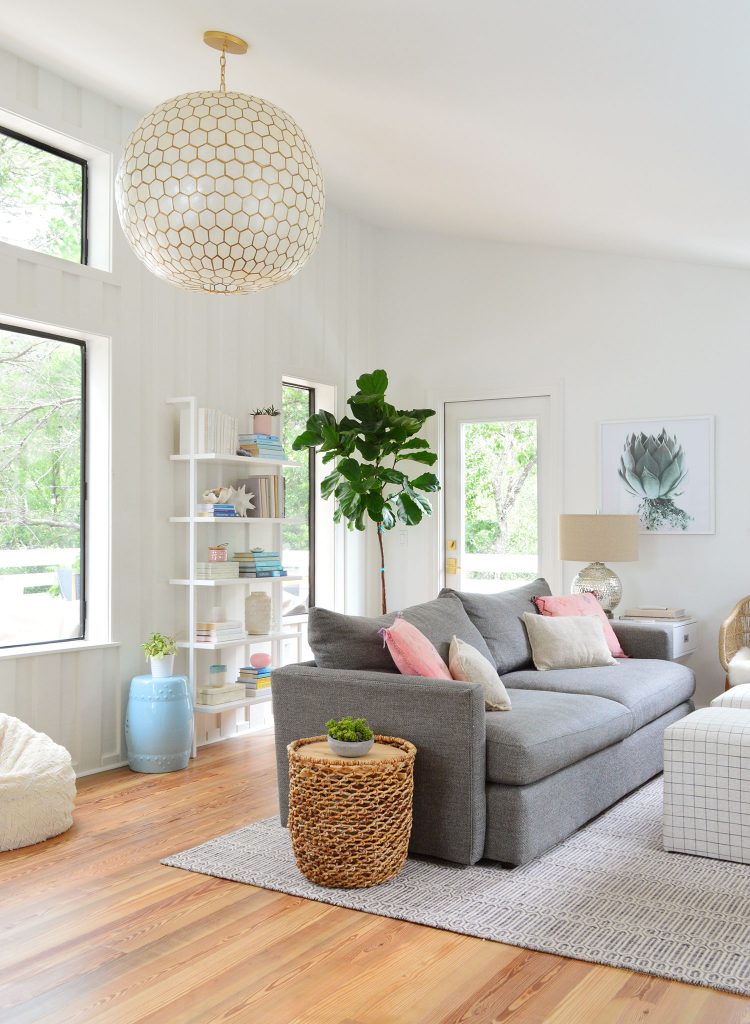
[0,47,372,773]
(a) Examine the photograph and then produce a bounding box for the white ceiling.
[4,1,750,265]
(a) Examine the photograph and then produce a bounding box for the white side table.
[618,618,698,661]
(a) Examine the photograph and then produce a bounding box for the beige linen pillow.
[522,613,617,671]
[449,636,512,711]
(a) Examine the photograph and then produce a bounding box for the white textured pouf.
[0,714,76,852]
[663,707,750,864]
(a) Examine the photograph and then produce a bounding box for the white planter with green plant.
[325,716,375,757]
[142,633,177,678]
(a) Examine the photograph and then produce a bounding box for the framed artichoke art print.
[600,416,715,534]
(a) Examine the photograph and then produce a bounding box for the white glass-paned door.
[444,397,553,593]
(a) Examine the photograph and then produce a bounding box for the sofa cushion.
[486,689,632,785]
[440,579,552,674]
[308,595,495,672]
[502,658,695,732]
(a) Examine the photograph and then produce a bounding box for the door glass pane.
[461,419,538,592]
[0,326,84,647]
[281,383,313,612]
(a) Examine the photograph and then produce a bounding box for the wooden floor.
[1,734,748,1024]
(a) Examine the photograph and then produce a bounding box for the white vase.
[150,655,175,678]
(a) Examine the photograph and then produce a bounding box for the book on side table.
[622,607,688,620]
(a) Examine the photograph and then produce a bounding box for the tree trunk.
[377,523,387,614]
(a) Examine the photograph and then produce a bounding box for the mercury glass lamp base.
[571,562,622,618]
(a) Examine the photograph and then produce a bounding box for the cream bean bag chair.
[0,714,76,851]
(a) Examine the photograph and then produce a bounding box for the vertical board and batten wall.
[0,46,372,773]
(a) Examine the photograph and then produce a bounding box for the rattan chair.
[719,596,750,689]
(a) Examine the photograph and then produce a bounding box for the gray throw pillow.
[439,578,552,674]
[308,594,495,672]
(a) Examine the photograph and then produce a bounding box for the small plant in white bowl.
[325,716,375,757]
[142,633,177,679]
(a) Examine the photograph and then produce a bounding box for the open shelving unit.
[168,396,308,755]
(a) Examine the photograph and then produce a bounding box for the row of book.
[233,476,285,518]
[195,561,240,579]
[195,619,247,644]
[237,433,287,461]
[233,550,286,578]
[180,407,239,455]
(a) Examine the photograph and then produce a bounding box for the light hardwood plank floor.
[1,732,748,1024]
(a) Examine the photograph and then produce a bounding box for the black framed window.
[0,323,86,649]
[282,382,315,610]
[0,127,87,264]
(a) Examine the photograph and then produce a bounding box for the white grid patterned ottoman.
[711,683,750,709]
[663,708,750,863]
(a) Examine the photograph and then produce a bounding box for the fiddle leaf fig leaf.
[411,472,441,492]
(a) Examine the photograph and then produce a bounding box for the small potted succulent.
[142,632,177,678]
[325,716,375,757]
[252,405,280,436]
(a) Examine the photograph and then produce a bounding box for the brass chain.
[219,47,227,92]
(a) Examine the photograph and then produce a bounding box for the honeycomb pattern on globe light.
[115,91,324,294]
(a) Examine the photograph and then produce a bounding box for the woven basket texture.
[287,735,416,889]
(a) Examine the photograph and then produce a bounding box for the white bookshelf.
[168,396,308,756]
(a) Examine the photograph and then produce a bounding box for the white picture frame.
[600,416,715,535]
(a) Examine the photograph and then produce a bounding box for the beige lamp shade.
[559,515,639,563]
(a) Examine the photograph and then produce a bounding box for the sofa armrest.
[611,621,672,660]
[271,662,487,865]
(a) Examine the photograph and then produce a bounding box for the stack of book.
[195,503,215,519]
[237,434,287,461]
[195,619,247,644]
[212,503,238,518]
[232,551,287,578]
[233,476,285,518]
[238,665,272,695]
[180,407,239,455]
[195,561,240,580]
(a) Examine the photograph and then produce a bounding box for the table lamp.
[559,514,639,617]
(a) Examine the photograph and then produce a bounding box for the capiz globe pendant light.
[115,31,324,294]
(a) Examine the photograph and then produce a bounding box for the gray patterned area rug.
[162,778,750,995]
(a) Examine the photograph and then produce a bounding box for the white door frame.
[429,380,565,596]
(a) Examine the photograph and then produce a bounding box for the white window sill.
[0,640,120,661]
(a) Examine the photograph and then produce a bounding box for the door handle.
[446,557,459,574]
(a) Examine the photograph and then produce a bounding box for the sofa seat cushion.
[486,689,632,785]
[308,595,495,672]
[502,659,695,732]
[439,579,551,674]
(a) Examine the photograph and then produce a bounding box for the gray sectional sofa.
[272,580,695,866]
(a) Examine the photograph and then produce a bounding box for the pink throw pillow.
[534,593,627,658]
[379,617,452,679]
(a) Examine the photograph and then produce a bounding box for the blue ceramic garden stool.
[126,675,193,773]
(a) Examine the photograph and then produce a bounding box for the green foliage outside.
[292,369,439,613]
[0,132,83,263]
[281,384,311,553]
[463,419,537,562]
[325,716,373,742]
[0,330,82,558]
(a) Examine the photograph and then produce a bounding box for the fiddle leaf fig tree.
[292,369,440,613]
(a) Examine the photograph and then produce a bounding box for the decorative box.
[208,544,229,562]
[196,684,246,705]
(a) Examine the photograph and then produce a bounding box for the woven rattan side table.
[287,735,416,889]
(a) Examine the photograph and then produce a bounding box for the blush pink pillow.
[534,593,627,659]
[379,617,452,679]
